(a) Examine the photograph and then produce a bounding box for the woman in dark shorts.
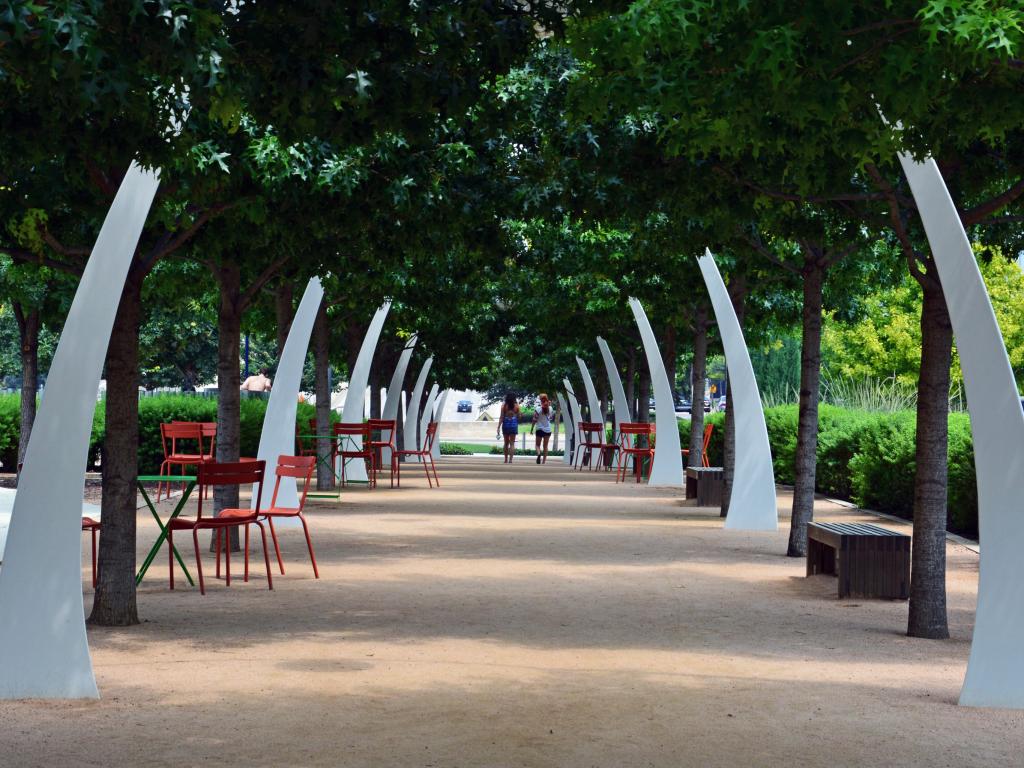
[498,392,521,463]
[531,393,554,464]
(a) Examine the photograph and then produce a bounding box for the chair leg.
[299,515,319,578]
[390,455,396,488]
[396,459,401,488]
[90,527,98,589]
[423,453,432,488]
[268,516,285,574]
[256,521,274,591]
[157,461,170,502]
[244,523,250,583]
[193,528,205,595]
[224,528,231,587]
[429,455,439,487]
[216,528,222,578]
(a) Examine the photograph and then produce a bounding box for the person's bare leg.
[542,434,550,463]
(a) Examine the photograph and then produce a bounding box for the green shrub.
[848,410,918,516]
[440,442,472,455]
[0,394,21,471]
[489,445,564,457]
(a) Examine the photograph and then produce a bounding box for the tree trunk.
[787,263,825,557]
[275,280,294,360]
[907,272,951,639]
[313,300,334,491]
[12,303,39,469]
[661,323,677,394]
[370,370,383,420]
[625,348,636,419]
[721,279,746,518]
[213,264,242,550]
[688,307,708,468]
[89,275,143,627]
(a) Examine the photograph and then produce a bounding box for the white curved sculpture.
[431,389,449,460]
[419,383,439,458]
[576,357,604,466]
[628,298,683,487]
[597,337,632,436]
[405,357,433,453]
[383,335,417,467]
[898,153,1024,709]
[339,302,391,482]
[698,251,777,530]
[0,163,160,699]
[563,379,584,465]
[556,393,574,465]
[251,278,324,513]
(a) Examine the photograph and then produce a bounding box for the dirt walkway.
[2,457,1021,767]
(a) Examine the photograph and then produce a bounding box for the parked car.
[675,398,692,413]
[703,398,711,412]
[717,397,727,412]
[456,399,473,413]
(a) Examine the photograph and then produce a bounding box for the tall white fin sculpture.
[596,337,632,437]
[0,163,160,699]
[431,389,449,460]
[576,357,604,466]
[698,251,777,531]
[405,356,433,453]
[419,383,439,459]
[340,301,391,482]
[251,278,324,513]
[628,298,683,487]
[897,153,1024,709]
[383,335,417,467]
[563,379,584,466]
[557,393,574,465]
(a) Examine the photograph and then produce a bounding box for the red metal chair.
[332,422,376,488]
[82,517,100,588]
[158,422,215,501]
[395,422,440,488]
[681,422,714,468]
[367,419,397,488]
[165,460,273,595]
[261,455,319,578]
[616,422,656,483]
[296,418,319,457]
[573,421,613,471]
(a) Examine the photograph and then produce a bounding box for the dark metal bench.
[807,522,910,599]
[685,466,724,508]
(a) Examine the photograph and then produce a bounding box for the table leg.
[136,482,195,586]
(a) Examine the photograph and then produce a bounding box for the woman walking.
[498,392,521,463]
[531,393,554,464]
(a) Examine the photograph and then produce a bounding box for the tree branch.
[240,253,293,311]
[961,177,1024,226]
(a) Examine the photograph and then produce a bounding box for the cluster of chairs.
[569,420,714,484]
[297,418,440,489]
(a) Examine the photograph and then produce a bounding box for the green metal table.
[298,433,361,497]
[135,474,197,586]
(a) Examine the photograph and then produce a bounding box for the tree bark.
[907,271,951,639]
[275,280,294,360]
[625,348,636,419]
[213,264,242,550]
[313,300,334,491]
[637,374,650,424]
[721,279,747,518]
[787,262,825,557]
[12,303,39,469]
[688,307,708,468]
[89,275,143,627]
[370,370,383,420]
[661,323,677,394]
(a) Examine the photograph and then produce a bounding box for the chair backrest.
[169,421,216,450]
[618,421,654,449]
[270,455,315,509]
[702,422,714,451]
[196,460,266,520]
[333,422,369,437]
[161,422,204,458]
[578,421,604,437]
[367,419,396,448]
[423,421,439,452]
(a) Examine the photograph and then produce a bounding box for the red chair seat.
[262,506,300,517]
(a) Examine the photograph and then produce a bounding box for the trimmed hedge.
[678,404,979,537]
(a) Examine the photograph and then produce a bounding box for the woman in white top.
[531,393,555,464]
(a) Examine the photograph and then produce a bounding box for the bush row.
[677,404,978,537]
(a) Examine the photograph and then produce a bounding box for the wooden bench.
[685,466,724,507]
[807,522,910,599]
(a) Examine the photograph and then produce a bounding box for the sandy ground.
[1,457,1021,767]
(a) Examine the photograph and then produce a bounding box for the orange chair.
[332,422,376,488]
[573,422,613,471]
[166,460,273,595]
[261,455,319,578]
[82,517,101,588]
[296,418,320,457]
[615,422,656,483]
[395,422,440,488]
[681,422,714,468]
[157,422,215,501]
[367,419,397,488]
